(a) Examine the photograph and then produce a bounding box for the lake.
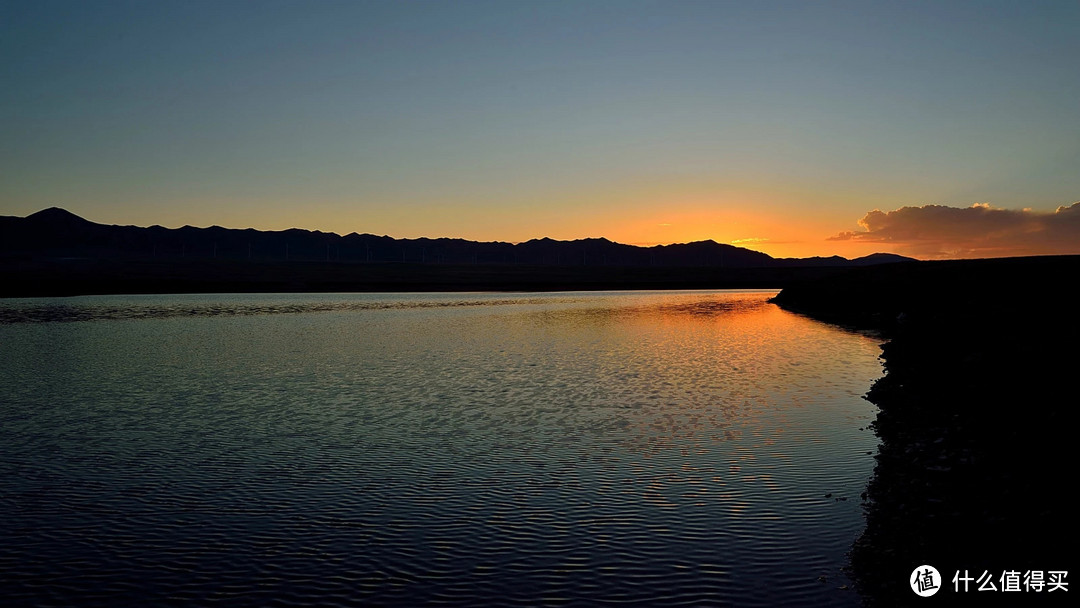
[0,290,883,606]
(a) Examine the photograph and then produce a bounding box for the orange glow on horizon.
[82,190,913,260]
[593,205,897,259]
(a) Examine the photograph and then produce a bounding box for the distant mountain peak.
[850,252,915,265]
[26,207,89,223]
[22,208,97,232]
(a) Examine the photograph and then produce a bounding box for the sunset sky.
[2,0,1079,259]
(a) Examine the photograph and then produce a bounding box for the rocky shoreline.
[772,256,1078,605]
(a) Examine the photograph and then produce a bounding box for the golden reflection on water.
[508,290,881,514]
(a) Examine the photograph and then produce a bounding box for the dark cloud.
[829,203,1080,258]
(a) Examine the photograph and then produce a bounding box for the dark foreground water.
[0,291,882,607]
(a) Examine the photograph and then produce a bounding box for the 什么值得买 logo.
[910,565,941,597]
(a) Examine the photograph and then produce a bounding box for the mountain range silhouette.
[2,207,910,269]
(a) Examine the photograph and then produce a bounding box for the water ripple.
[0,290,881,607]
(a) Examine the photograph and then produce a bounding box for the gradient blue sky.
[3,0,1078,258]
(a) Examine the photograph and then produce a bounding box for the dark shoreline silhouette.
[1,208,909,297]
[773,256,1078,605]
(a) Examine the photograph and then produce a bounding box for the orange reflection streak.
[536,290,881,512]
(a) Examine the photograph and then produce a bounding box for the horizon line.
[15,206,896,261]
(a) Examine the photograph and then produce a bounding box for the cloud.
[828,202,1080,258]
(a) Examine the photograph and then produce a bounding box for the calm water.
[0,290,882,607]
